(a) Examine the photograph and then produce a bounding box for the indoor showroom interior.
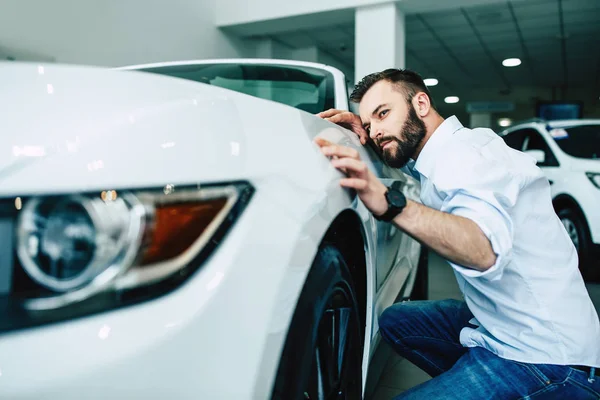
[0,0,599,399]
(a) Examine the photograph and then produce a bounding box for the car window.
[549,124,600,159]
[523,130,560,167]
[136,63,336,114]
[502,129,527,151]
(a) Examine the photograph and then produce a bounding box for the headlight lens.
[9,182,253,315]
[586,173,600,189]
[17,194,144,294]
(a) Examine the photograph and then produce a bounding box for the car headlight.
[17,193,145,294]
[2,182,253,331]
[586,173,600,189]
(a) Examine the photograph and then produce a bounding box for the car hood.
[0,62,335,196]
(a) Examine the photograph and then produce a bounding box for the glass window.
[502,130,527,151]
[550,124,600,160]
[137,63,336,114]
[523,130,559,167]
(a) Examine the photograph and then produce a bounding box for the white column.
[255,38,275,59]
[255,38,291,60]
[355,2,405,86]
[469,112,492,129]
[291,46,319,62]
[253,39,279,99]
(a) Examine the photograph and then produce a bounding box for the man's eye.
[379,110,389,118]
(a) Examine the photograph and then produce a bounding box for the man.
[315,68,600,399]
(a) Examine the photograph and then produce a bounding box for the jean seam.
[511,361,551,387]
[516,384,556,400]
[411,349,445,375]
[400,335,466,351]
[388,336,458,374]
[566,376,600,398]
[528,365,551,386]
[515,371,571,400]
[515,369,600,400]
[524,376,600,400]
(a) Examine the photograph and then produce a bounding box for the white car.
[0,59,426,399]
[499,118,600,281]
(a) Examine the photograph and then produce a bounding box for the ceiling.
[265,0,600,120]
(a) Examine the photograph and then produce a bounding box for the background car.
[0,59,426,399]
[499,118,600,281]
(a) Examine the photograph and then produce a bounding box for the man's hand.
[316,109,369,145]
[315,137,388,216]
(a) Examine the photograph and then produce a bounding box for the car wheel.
[558,208,596,281]
[271,245,363,400]
[410,246,429,301]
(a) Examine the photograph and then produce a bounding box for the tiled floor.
[368,252,600,400]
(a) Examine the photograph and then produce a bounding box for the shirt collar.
[412,115,464,178]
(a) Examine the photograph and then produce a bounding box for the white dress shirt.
[402,115,600,367]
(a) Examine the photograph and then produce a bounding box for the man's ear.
[413,92,431,118]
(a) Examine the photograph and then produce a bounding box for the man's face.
[358,80,426,168]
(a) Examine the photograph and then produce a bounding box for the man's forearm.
[392,200,497,271]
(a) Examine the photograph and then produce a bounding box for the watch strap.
[373,187,406,222]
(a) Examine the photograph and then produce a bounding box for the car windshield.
[550,124,600,159]
[137,63,336,114]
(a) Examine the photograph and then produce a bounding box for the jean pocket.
[513,361,553,386]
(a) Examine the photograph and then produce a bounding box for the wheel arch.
[552,193,594,246]
[320,209,369,335]
[553,193,589,227]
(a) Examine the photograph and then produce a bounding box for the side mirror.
[526,149,545,164]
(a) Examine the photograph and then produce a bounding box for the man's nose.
[371,127,384,140]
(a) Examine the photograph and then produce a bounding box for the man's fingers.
[325,113,356,125]
[314,137,333,148]
[316,109,371,146]
[331,157,368,175]
[327,115,369,145]
[316,108,343,118]
[339,178,368,190]
[320,145,360,160]
[358,132,369,145]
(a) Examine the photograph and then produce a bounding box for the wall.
[0,0,254,67]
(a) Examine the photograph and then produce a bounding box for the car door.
[361,143,421,292]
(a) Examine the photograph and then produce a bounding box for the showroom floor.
[369,252,600,399]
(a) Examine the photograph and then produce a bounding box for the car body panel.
[0,60,421,398]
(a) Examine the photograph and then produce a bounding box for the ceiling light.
[498,118,512,127]
[423,78,438,87]
[444,96,459,104]
[502,58,521,67]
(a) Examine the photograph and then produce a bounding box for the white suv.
[499,119,600,281]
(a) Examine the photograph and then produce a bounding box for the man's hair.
[350,68,437,110]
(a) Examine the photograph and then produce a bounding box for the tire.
[410,246,429,301]
[271,244,364,400]
[558,208,597,281]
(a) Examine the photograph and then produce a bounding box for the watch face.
[387,189,406,208]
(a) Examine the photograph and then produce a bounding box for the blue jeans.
[379,299,600,399]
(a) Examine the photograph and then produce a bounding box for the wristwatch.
[373,186,407,222]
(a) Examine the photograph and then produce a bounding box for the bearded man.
[315,68,600,399]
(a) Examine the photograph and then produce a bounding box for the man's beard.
[376,107,426,168]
